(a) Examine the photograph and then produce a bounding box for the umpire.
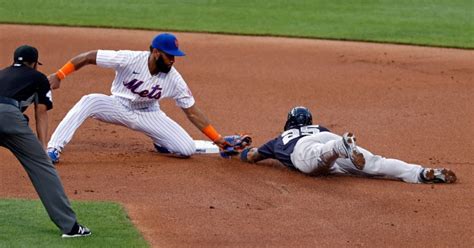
[0,45,90,238]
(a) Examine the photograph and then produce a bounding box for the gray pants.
[0,104,76,233]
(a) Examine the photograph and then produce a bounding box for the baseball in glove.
[219,134,252,158]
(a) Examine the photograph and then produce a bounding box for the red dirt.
[1,24,473,247]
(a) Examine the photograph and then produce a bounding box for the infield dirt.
[1,24,473,247]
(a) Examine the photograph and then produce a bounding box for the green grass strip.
[0,198,148,248]
[0,0,472,48]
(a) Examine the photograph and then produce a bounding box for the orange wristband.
[202,124,222,142]
[56,61,75,80]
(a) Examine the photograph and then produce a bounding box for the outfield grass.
[0,0,472,48]
[0,199,148,247]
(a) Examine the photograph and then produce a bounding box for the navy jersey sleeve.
[36,73,53,110]
[318,125,330,132]
[256,134,299,168]
[257,137,278,159]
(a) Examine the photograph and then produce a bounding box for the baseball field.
[1,1,473,247]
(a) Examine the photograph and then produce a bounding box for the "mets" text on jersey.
[123,79,162,99]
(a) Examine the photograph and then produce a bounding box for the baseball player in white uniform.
[47,33,229,163]
[239,106,457,184]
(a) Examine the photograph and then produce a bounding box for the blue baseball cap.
[151,33,185,56]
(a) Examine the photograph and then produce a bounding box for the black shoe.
[62,223,91,238]
[154,143,171,154]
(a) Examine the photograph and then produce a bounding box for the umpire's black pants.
[0,103,76,234]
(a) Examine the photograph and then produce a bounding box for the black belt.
[0,96,20,108]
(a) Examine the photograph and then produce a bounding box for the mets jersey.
[96,50,195,109]
[258,125,330,168]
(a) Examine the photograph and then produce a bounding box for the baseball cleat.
[47,148,60,164]
[153,143,171,154]
[342,132,365,170]
[420,168,457,183]
[61,223,91,238]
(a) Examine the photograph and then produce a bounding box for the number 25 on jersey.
[281,125,321,145]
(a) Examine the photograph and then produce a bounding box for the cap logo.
[174,38,179,48]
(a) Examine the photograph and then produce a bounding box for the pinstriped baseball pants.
[48,94,195,156]
[291,132,424,183]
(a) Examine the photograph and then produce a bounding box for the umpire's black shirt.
[0,64,53,112]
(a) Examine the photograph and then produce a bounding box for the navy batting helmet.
[284,106,313,131]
